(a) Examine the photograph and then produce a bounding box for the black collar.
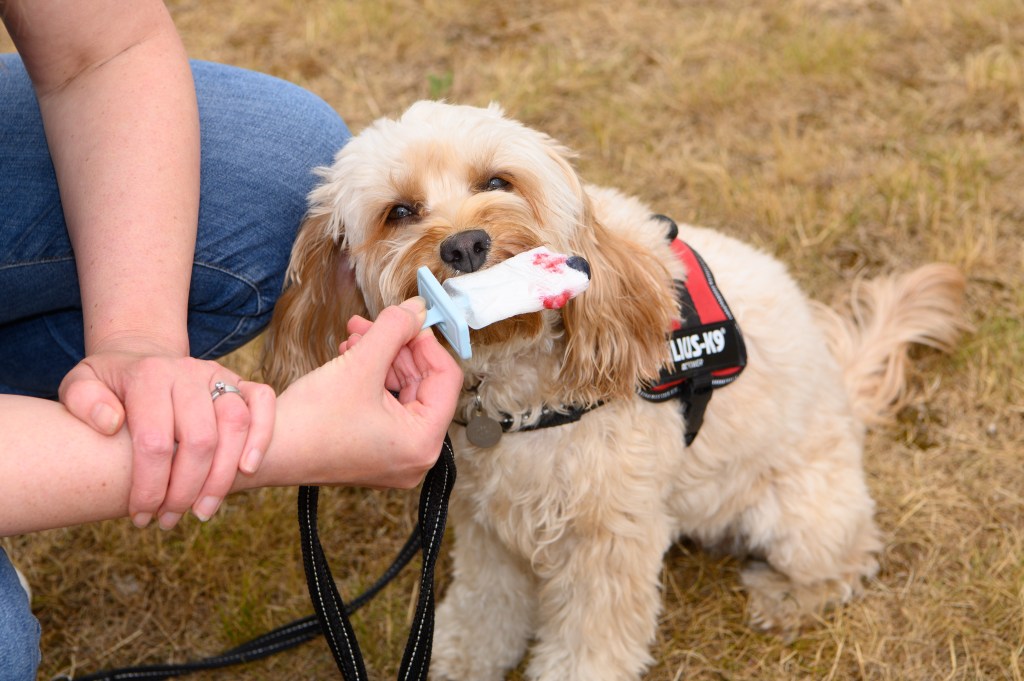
[454,401,603,433]
[496,403,603,432]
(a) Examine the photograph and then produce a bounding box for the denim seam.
[0,255,76,271]
[192,260,266,313]
[199,314,250,360]
[42,315,82,361]
[190,261,268,360]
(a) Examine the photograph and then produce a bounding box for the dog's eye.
[386,204,416,222]
[483,177,510,192]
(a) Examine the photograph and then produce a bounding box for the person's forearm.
[0,393,325,536]
[8,1,200,353]
[0,384,398,535]
[0,302,461,536]
[0,395,134,534]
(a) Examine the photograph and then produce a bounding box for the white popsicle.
[418,246,591,359]
[443,247,591,328]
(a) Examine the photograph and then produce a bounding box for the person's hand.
[273,297,462,489]
[58,338,275,529]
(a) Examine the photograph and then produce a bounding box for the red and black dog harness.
[636,216,747,444]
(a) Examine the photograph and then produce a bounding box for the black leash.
[63,435,455,681]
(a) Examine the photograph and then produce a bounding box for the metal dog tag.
[466,412,502,448]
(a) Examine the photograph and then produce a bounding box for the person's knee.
[185,62,350,360]
[0,557,41,681]
[0,614,41,681]
[192,60,349,195]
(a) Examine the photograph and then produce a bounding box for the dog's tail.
[813,264,968,426]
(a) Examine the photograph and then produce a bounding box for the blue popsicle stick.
[417,266,472,359]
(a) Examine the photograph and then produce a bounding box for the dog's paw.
[740,561,868,638]
[429,659,506,681]
[430,633,517,681]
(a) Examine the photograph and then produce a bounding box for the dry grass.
[3,0,1023,679]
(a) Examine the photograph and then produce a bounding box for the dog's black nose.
[566,255,591,279]
[440,229,491,273]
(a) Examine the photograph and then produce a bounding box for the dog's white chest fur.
[450,397,684,563]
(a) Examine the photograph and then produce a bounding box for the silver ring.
[211,380,242,402]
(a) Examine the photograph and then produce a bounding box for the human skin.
[1,0,273,531]
[0,300,462,537]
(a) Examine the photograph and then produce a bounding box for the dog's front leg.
[525,519,671,681]
[432,516,536,681]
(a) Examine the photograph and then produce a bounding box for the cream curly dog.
[263,101,965,681]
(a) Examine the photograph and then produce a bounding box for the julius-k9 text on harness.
[638,216,747,445]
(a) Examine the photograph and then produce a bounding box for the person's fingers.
[56,351,276,529]
[349,298,428,386]
[155,376,231,529]
[122,366,177,528]
[347,299,460,418]
[343,328,408,390]
[185,381,253,521]
[58,363,125,435]
[190,380,275,521]
[345,314,372,336]
[398,326,463,418]
[237,380,275,475]
[389,333,428,391]
[339,331,363,356]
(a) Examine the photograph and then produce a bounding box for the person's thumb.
[59,363,126,436]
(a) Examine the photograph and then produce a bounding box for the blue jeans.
[0,54,350,397]
[0,549,40,681]
[0,55,349,678]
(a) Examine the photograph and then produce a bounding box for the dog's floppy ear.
[261,213,369,391]
[560,201,677,405]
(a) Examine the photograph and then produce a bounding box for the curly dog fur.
[263,101,966,681]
